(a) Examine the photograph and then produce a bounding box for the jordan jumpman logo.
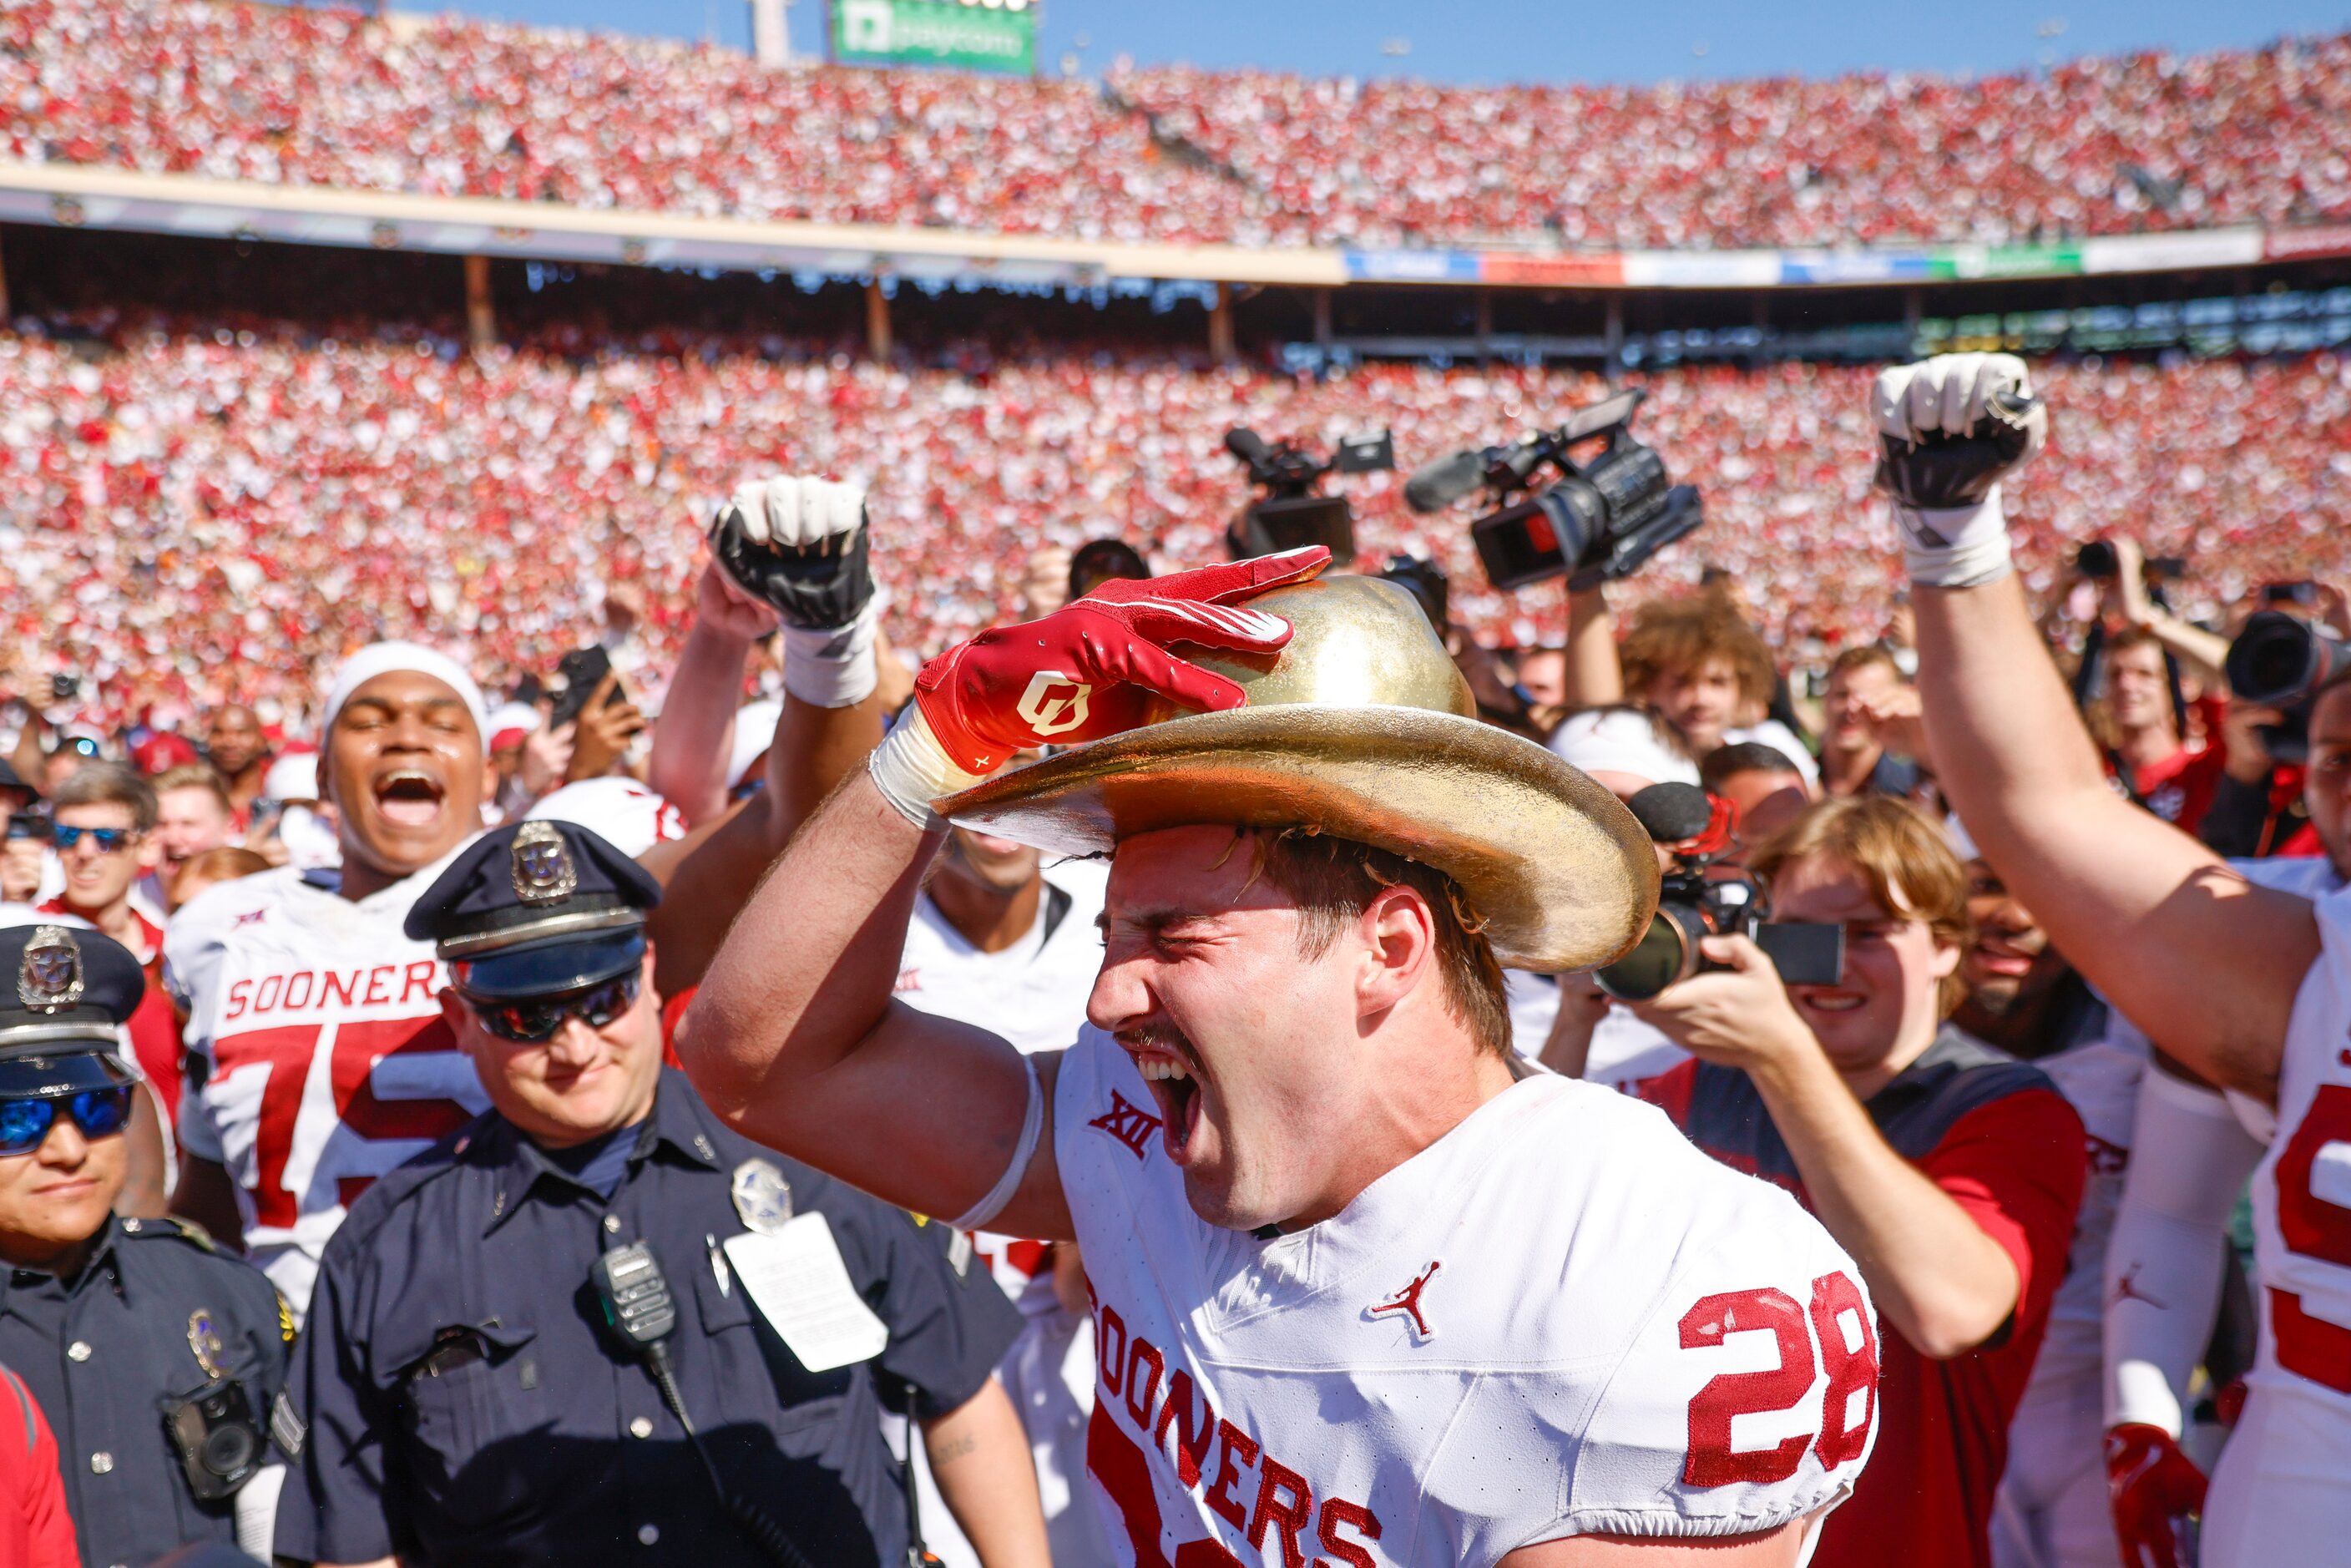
[1368,1260,1442,1341]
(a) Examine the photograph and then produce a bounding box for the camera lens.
[1595,903,1706,1001]
[201,1422,257,1477]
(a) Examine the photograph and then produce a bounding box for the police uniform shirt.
[276,1068,1021,1568]
[0,1215,290,1568]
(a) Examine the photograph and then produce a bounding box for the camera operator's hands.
[0,835,42,903]
[868,546,1331,824]
[1873,352,2048,589]
[1631,934,1819,1072]
[710,476,881,709]
[2219,701,2281,786]
[564,670,647,782]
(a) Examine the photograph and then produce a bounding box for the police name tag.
[721,1214,889,1373]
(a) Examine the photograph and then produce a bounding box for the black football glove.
[710,477,874,633]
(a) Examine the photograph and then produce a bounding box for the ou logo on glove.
[1016,672,1093,736]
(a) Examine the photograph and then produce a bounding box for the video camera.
[1404,388,1705,593]
[1595,782,1845,1002]
[1224,427,1394,567]
[2223,609,2351,764]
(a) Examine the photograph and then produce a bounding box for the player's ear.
[1354,884,1435,1020]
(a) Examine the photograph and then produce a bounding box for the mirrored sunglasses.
[0,1086,134,1157]
[462,971,642,1044]
[51,825,136,853]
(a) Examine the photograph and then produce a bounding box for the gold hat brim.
[935,704,1660,972]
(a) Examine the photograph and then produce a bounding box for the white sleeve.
[1549,1191,1877,1543]
[2104,1065,2267,1434]
[159,893,236,1165]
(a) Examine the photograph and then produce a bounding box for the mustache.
[1117,1020,1203,1074]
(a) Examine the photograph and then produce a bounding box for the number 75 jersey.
[164,856,490,1318]
[1055,1033,1880,1567]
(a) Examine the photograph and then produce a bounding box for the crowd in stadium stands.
[3,306,2346,735]
[3,0,2348,250]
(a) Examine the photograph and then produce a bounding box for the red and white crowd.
[3,306,2347,736]
[1,0,2347,250]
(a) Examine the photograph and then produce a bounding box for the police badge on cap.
[18,926,84,1012]
[510,821,579,905]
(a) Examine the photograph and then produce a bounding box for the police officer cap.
[0,923,141,1100]
[404,820,662,1001]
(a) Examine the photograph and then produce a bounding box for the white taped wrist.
[948,1055,1042,1231]
[867,706,980,828]
[782,598,880,709]
[1897,485,2015,589]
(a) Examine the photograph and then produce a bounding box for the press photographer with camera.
[1631,795,2086,1568]
[1887,350,2351,1565]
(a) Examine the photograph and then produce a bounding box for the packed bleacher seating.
[5,305,2345,732]
[2,0,2347,250]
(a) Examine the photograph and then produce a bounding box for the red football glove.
[2105,1423,2207,1568]
[913,546,1329,774]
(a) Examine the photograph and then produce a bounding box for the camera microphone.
[1625,781,1713,845]
[1403,449,1486,514]
[1223,427,1272,467]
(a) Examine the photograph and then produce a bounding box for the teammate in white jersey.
[895,815,1115,1566]
[164,476,892,1314]
[1886,350,2351,1565]
[685,553,1883,1565]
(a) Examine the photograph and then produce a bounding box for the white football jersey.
[163,850,491,1314]
[2025,998,2147,1393]
[1055,1030,1878,1565]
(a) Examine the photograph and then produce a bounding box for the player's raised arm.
[638,478,887,994]
[676,546,1330,1237]
[1891,354,2313,1102]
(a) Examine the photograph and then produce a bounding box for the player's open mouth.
[1126,1029,1206,1160]
[373,768,446,828]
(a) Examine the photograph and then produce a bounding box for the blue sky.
[437,1,2348,85]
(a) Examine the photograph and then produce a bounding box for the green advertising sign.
[832,0,1037,74]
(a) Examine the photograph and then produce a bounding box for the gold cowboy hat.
[934,575,1660,971]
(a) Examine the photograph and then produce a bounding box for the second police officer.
[0,921,291,1567]
[272,819,1048,1567]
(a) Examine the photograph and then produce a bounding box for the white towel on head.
[319,641,488,741]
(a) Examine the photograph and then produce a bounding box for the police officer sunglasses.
[461,971,642,1044]
[0,1086,134,1156]
[51,824,137,853]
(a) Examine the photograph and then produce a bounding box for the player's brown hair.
[150,764,233,813]
[1619,599,1777,713]
[50,761,159,834]
[1747,795,1974,1018]
[1247,829,1514,1058]
[1827,643,1903,682]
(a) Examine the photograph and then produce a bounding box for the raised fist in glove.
[869,546,1331,823]
[2105,1423,2207,1568]
[710,476,880,708]
[1871,352,2049,589]
[710,476,873,633]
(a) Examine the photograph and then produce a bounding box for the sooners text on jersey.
[164,856,488,1313]
[1054,1031,1880,1567]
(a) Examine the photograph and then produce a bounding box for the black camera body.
[1595,784,1845,1002]
[159,1378,265,1502]
[1407,389,1705,593]
[2224,609,2351,764]
[6,811,49,842]
[1225,427,1393,566]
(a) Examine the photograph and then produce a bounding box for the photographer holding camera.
[1632,795,2086,1568]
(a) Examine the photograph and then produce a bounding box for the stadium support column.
[1312,288,1332,350]
[0,229,11,325]
[865,279,892,361]
[1209,283,1236,363]
[1603,296,1624,387]
[463,255,496,354]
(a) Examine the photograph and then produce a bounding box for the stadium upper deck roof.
[3,158,2344,295]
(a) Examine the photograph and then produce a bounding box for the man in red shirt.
[2096,628,2228,834]
[1636,795,2086,1568]
[0,1363,78,1567]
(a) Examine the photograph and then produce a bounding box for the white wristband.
[781,597,881,710]
[948,1055,1043,1232]
[867,706,981,829]
[1895,484,2015,589]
